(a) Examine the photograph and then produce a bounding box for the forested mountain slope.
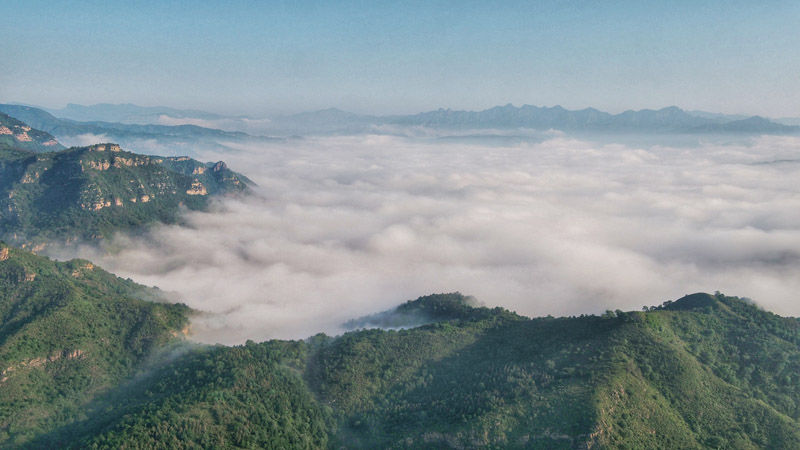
[0,244,191,447]
[0,142,250,247]
[5,288,800,448]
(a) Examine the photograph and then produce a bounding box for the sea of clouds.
[59,132,800,344]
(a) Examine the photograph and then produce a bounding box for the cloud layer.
[60,133,800,344]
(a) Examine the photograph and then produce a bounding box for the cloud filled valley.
[55,133,800,344]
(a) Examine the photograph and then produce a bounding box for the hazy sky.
[3,0,799,116]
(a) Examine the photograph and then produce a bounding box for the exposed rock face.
[71,262,94,278]
[0,112,64,152]
[20,172,40,184]
[0,141,250,245]
[15,132,32,142]
[87,143,121,152]
[1,349,87,384]
[87,160,111,171]
[186,180,208,195]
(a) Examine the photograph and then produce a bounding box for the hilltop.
[3,283,800,448]
[0,141,250,247]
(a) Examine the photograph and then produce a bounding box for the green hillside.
[0,243,191,447]
[309,293,800,448]
[0,113,63,153]
[0,142,250,248]
[5,283,800,448]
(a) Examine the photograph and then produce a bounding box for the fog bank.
[61,133,800,344]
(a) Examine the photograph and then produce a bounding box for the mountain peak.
[664,292,719,310]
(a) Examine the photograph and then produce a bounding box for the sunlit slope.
[5,283,800,447]
[30,341,330,449]
[310,293,800,448]
[0,142,250,247]
[0,244,191,446]
[0,113,63,153]
[33,294,800,448]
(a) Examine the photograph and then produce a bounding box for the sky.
[2,1,800,117]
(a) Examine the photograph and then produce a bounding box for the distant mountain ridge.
[0,142,250,247]
[0,104,257,151]
[384,104,799,133]
[6,102,798,138]
[262,104,800,135]
[48,102,237,123]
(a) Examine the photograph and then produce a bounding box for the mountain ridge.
[0,113,63,152]
[0,141,251,247]
[5,284,800,448]
[0,114,252,248]
[5,103,798,139]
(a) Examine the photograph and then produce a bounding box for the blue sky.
[2,0,799,116]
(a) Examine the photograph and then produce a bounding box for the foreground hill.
[4,279,800,448]
[0,244,191,446]
[0,142,250,247]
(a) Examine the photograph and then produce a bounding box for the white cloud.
[57,133,800,344]
[60,133,110,147]
[155,115,273,134]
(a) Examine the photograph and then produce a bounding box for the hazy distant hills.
[382,104,799,134]
[5,103,798,140]
[0,104,257,150]
[46,102,235,124]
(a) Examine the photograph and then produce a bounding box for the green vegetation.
[5,281,800,448]
[0,113,63,153]
[0,142,250,247]
[0,243,191,446]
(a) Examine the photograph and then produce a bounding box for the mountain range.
[3,103,798,141]
[1,110,800,448]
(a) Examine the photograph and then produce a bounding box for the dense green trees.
[0,142,250,247]
[4,251,800,448]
